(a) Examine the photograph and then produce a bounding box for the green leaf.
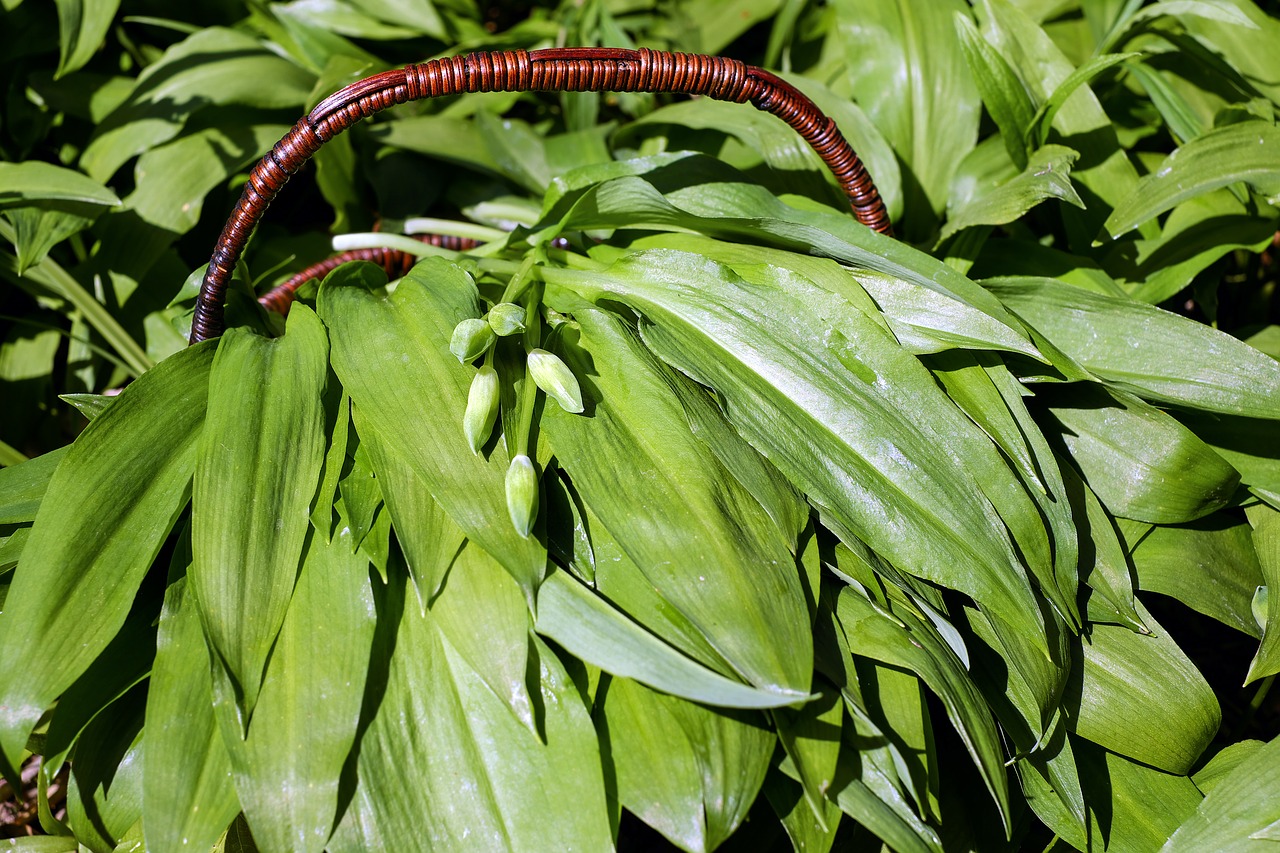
[831,0,981,228]
[939,144,1084,243]
[987,276,1280,419]
[0,162,121,207]
[774,687,843,826]
[0,448,67,525]
[224,528,376,853]
[318,260,546,597]
[1041,384,1239,524]
[1180,0,1280,105]
[355,419,465,605]
[143,578,240,853]
[551,248,1047,663]
[539,305,812,696]
[2,205,103,275]
[1104,122,1280,238]
[1065,600,1219,774]
[1109,188,1279,305]
[1162,733,1280,851]
[1025,53,1138,149]
[764,771,842,853]
[836,587,1011,831]
[54,0,121,78]
[542,153,1026,337]
[1130,514,1264,638]
[126,125,289,233]
[954,12,1035,170]
[1069,740,1203,853]
[535,570,804,709]
[328,569,611,851]
[1247,507,1280,683]
[81,28,315,183]
[600,676,773,853]
[191,307,329,719]
[427,541,536,731]
[0,342,214,776]
[64,686,145,851]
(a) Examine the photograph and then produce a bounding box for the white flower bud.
[450,318,495,364]
[527,348,584,414]
[505,454,539,538]
[487,302,526,336]
[463,365,500,454]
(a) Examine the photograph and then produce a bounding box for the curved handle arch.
[191,47,893,343]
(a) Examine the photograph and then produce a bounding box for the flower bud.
[487,302,526,337]
[505,454,539,537]
[527,348,584,414]
[463,364,500,454]
[450,318,496,364]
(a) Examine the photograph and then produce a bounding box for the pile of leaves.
[1,1,1279,851]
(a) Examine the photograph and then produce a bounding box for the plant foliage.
[1,0,1279,851]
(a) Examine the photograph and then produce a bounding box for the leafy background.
[1,0,1279,851]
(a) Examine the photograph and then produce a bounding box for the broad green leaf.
[939,145,1084,243]
[318,260,546,596]
[774,688,843,825]
[1066,465,1144,631]
[1181,0,1280,105]
[0,342,214,775]
[1191,739,1265,794]
[0,162,121,207]
[1105,122,1280,237]
[54,0,121,78]
[836,587,1011,830]
[1174,410,1280,499]
[223,528,375,853]
[1025,53,1139,148]
[81,28,315,182]
[539,305,811,696]
[1069,740,1203,853]
[309,391,349,541]
[328,569,610,851]
[64,687,145,851]
[1110,188,1279,305]
[927,353,1072,627]
[584,497,742,679]
[974,0,1146,243]
[143,579,240,853]
[542,152,1026,336]
[550,248,1047,662]
[1247,508,1280,683]
[1130,515,1264,637]
[988,276,1280,419]
[1162,733,1280,852]
[0,447,67,524]
[535,570,804,709]
[1042,384,1239,524]
[856,268,1041,358]
[355,417,465,605]
[832,0,980,230]
[763,771,842,853]
[1064,600,1219,774]
[954,13,1036,170]
[600,676,773,853]
[126,125,289,233]
[2,205,104,274]
[191,307,329,719]
[427,541,535,731]
[826,709,942,853]
[349,0,447,38]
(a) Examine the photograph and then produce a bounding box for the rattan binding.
[192,47,893,343]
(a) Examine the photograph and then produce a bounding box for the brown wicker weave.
[192,47,892,343]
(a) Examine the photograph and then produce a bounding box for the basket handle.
[190,47,893,343]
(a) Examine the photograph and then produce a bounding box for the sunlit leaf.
[0,342,214,776]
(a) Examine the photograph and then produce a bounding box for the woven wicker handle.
[190,47,893,343]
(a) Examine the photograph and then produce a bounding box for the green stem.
[0,221,153,378]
